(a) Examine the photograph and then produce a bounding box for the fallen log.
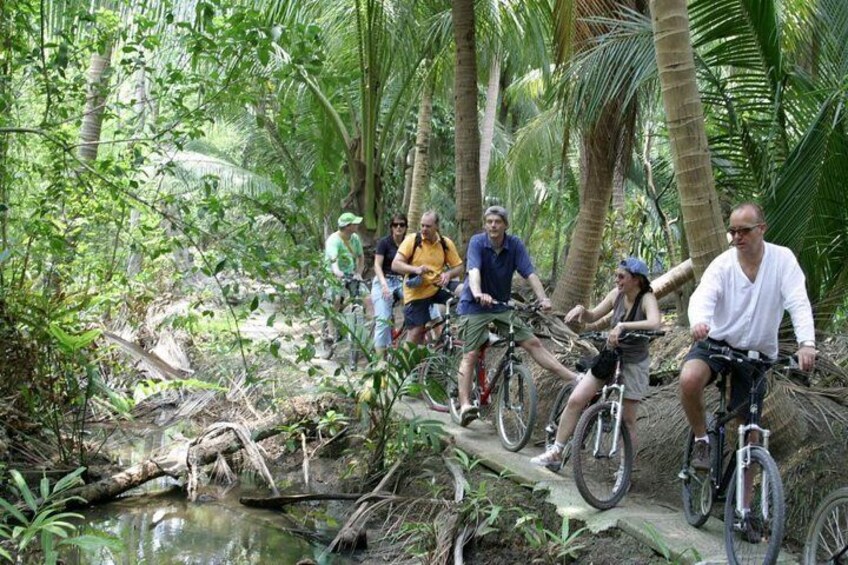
[65,394,347,507]
[240,493,365,509]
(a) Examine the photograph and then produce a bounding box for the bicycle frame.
[470,303,523,409]
[593,357,626,458]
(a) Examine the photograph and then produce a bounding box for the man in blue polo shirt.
[455,206,580,426]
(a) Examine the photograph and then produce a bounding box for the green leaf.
[58,532,124,552]
[48,324,102,353]
[213,258,227,274]
[10,470,37,512]
[52,467,86,494]
[0,497,27,524]
[250,295,259,311]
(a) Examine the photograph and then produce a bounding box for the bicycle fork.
[594,384,625,458]
[734,423,771,522]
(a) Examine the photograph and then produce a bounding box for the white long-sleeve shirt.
[688,243,815,358]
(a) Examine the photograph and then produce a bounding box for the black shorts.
[404,288,453,328]
[683,339,768,420]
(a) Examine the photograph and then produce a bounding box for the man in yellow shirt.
[392,210,464,344]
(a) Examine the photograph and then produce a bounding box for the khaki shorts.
[620,357,650,401]
[458,311,535,354]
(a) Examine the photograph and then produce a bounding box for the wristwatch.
[799,340,816,348]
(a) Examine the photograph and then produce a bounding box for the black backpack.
[410,232,450,262]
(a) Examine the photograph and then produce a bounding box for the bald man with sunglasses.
[680,202,816,471]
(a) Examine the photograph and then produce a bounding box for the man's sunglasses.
[391,222,407,228]
[727,223,763,237]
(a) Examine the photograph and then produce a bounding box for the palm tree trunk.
[406,78,434,228]
[402,146,414,212]
[649,0,726,278]
[78,45,113,162]
[452,0,483,253]
[479,56,501,196]
[552,104,619,311]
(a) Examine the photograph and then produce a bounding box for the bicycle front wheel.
[495,363,538,452]
[418,349,459,413]
[803,486,848,565]
[723,446,785,565]
[572,401,633,510]
[681,430,713,528]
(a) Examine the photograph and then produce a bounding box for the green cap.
[338,212,363,228]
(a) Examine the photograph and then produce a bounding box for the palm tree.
[452,0,483,251]
[550,0,644,310]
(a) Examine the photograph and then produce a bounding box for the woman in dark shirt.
[372,213,408,356]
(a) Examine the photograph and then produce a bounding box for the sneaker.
[530,444,564,472]
[459,405,479,427]
[691,439,711,471]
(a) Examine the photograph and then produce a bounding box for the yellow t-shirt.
[397,233,463,303]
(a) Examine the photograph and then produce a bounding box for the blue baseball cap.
[619,257,649,279]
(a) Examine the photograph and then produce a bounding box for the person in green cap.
[325,212,365,279]
[320,212,371,358]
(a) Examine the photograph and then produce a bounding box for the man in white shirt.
[680,202,816,470]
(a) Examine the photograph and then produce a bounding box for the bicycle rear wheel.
[803,486,848,565]
[681,430,713,528]
[495,363,538,452]
[572,401,633,510]
[545,383,574,450]
[723,446,785,565]
[418,348,459,413]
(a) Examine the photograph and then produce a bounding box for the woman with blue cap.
[531,257,661,475]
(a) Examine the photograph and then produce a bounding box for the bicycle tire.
[681,429,713,528]
[495,363,538,452]
[418,349,459,413]
[341,303,365,370]
[723,446,785,565]
[803,486,848,565]
[545,384,574,450]
[572,401,633,510]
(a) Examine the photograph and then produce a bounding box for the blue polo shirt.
[458,233,535,315]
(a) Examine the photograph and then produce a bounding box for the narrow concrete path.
[397,398,798,565]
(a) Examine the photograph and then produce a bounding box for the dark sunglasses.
[391,222,407,228]
[727,224,763,237]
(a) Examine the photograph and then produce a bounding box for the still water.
[62,426,354,564]
[65,489,354,564]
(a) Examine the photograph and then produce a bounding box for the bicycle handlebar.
[491,299,543,313]
[579,329,666,343]
[696,340,798,370]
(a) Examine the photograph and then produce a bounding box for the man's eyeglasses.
[727,224,763,237]
[420,223,434,228]
[391,223,407,228]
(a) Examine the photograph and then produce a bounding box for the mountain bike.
[678,341,795,565]
[319,275,369,370]
[444,301,539,452]
[566,330,664,510]
[803,485,848,564]
[416,296,462,412]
